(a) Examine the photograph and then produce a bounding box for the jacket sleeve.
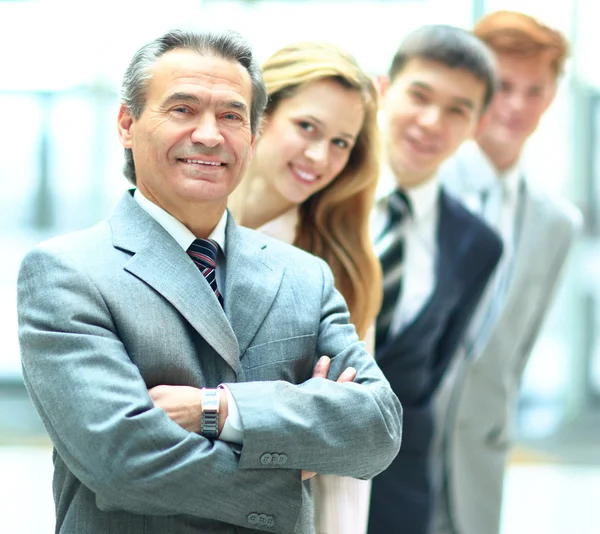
[18,246,303,533]
[228,260,403,479]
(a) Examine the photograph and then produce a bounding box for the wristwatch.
[200,388,220,438]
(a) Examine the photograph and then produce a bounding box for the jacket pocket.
[242,334,317,383]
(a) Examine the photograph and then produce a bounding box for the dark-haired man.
[368,25,503,534]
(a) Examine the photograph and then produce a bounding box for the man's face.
[118,49,255,217]
[478,53,556,152]
[382,57,486,188]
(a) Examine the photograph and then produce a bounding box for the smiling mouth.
[499,121,525,132]
[289,163,318,183]
[178,158,226,167]
[406,136,439,156]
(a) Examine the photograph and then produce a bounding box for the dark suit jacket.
[368,188,502,534]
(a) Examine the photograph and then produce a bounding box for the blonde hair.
[232,42,382,338]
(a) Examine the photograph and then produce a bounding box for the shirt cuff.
[218,385,244,444]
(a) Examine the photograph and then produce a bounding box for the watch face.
[201,389,220,438]
[203,394,220,411]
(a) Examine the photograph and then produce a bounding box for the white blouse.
[257,207,373,534]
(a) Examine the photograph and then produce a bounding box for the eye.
[500,81,512,93]
[172,106,190,114]
[528,87,544,98]
[449,107,466,116]
[298,121,315,133]
[223,112,242,121]
[332,138,350,149]
[410,90,428,103]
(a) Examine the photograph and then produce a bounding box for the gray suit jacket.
[433,147,581,534]
[17,191,402,534]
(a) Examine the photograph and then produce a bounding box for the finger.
[301,470,317,481]
[312,356,331,379]
[337,367,357,383]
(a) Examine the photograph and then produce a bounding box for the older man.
[17,30,401,534]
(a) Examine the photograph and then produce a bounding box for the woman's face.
[254,78,365,206]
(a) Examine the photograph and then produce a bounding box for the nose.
[506,91,527,112]
[417,105,442,131]
[304,140,328,166]
[190,114,224,148]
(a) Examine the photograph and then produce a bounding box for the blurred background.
[1,0,599,532]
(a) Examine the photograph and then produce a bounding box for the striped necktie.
[375,189,412,349]
[187,238,223,306]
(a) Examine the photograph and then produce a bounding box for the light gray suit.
[433,144,581,534]
[17,191,402,534]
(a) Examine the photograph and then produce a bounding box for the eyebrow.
[224,100,249,117]
[162,92,200,107]
[306,114,357,141]
[410,81,475,111]
[162,92,249,116]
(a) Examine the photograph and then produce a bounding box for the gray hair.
[388,24,497,113]
[120,29,267,184]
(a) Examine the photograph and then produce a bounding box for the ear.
[375,75,390,100]
[249,134,256,160]
[257,115,269,139]
[543,82,558,113]
[117,104,135,149]
[473,111,490,138]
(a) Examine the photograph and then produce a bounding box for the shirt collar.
[456,140,523,196]
[133,189,227,253]
[379,166,440,222]
[499,161,522,199]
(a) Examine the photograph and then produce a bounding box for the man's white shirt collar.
[454,140,522,197]
[377,166,440,221]
[133,189,227,253]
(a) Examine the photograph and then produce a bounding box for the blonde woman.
[229,41,382,534]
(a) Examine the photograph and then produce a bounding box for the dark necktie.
[375,189,412,349]
[187,238,224,306]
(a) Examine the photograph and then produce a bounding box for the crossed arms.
[17,242,402,532]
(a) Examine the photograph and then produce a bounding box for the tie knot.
[388,189,412,224]
[187,238,219,268]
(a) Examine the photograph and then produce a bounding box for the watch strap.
[200,388,220,438]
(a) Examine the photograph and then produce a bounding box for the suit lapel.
[490,187,543,333]
[503,184,539,291]
[223,215,285,357]
[435,191,462,292]
[110,192,241,376]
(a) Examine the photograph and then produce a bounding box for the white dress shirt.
[440,140,524,354]
[451,141,521,250]
[373,168,440,339]
[134,189,244,443]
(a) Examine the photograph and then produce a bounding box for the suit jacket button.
[247,513,259,525]
[271,453,280,464]
[278,454,287,465]
[266,516,275,527]
[260,453,272,465]
[258,513,268,525]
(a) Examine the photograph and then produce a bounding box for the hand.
[302,470,317,481]
[311,355,356,383]
[301,356,356,480]
[148,385,203,433]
